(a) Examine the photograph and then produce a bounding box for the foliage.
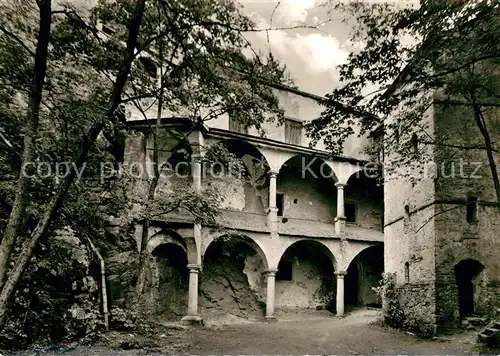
[0,227,103,349]
[373,273,434,338]
[308,0,500,191]
[373,273,405,329]
[109,307,138,331]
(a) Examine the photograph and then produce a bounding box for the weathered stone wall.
[433,204,500,329]
[432,100,500,329]
[384,102,438,331]
[205,175,267,214]
[385,94,500,333]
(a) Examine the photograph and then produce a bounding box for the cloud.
[249,15,349,78]
[293,33,349,72]
[277,0,316,24]
[239,0,316,25]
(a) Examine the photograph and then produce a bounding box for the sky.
[239,0,353,96]
[239,0,417,96]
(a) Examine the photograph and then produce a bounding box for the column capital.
[335,270,347,277]
[191,153,204,162]
[269,171,279,178]
[335,182,347,189]
[187,264,201,272]
[266,268,278,276]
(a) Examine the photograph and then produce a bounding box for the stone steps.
[478,321,500,346]
[462,316,487,330]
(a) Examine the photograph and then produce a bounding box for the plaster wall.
[277,173,337,223]
[275,255,335,309]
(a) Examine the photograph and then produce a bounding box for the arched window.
[404,262,410,283]
[411,133,419,154]
[404,204,410,216]
[466,197,478,223]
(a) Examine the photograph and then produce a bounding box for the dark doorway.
[345,262,359,306]
[454,259,484,318]
[345,245,384,308]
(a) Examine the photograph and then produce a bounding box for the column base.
[181,315,203,326]
[265,316,278,322]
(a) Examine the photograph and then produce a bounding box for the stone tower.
[383,92,500,333]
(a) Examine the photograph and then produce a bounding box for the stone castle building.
[121,78,499,331]
[121,85,384,323]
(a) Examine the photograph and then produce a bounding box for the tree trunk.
[134,38,165,305]
[0,0,147,329]
[0,0,52,289]
[471,96,500,206]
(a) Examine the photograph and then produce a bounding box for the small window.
[276,260,293,281]
[285,118,302,145]
[411,133,419,154]
[345,202,356,223]
[404,262,410,283]
[276,193,284,217]
[466,197,478,222]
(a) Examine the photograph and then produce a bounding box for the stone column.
[192,154,202,192]
[336,271,347,317]
[335,182,346,235]
[267,171,279,231]
[181,264,202,324]
[265,268,278,320]
[192,154,203,264]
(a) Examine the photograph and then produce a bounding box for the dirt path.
[9,309,496,355]
[185,309,481,355]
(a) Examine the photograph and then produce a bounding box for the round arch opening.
[345,170,383,229]
[277,155,338,224]
[345,244,384,309]
[166,139,193,178]
[205,140,270,215]
[454,259,485,318]
[275,240,337,312]
[200,234,268,320]
[149,242,189,320]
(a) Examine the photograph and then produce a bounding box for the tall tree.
[0,0,147,328]
[0,0,52,289]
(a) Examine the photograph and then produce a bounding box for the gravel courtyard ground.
[10,309,498,355]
